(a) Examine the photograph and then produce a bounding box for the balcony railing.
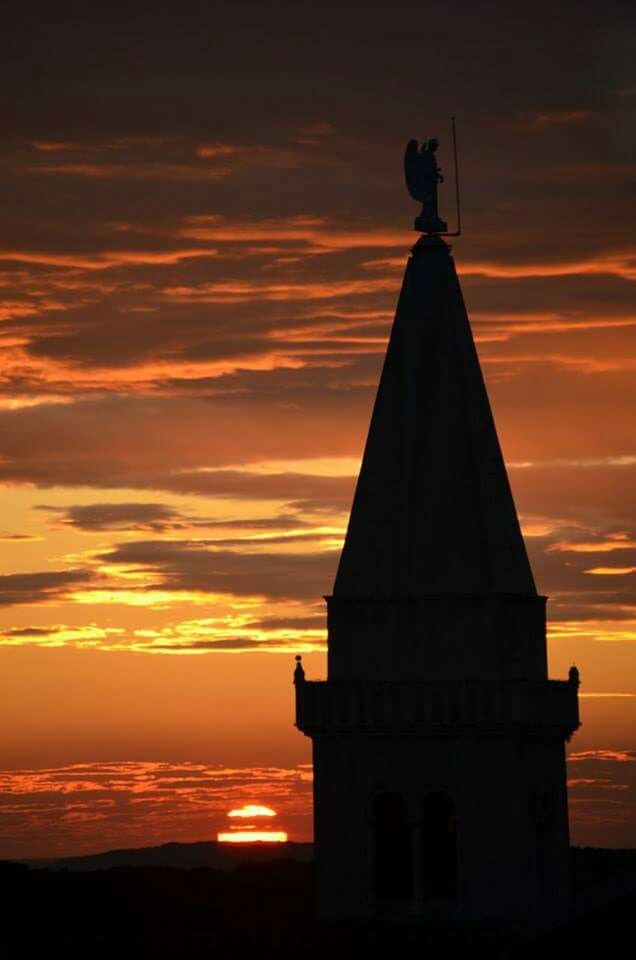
[295,678,579,738]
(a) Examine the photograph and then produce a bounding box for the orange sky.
[0,0,634,857]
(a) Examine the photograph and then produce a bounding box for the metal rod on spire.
[440,116,462,237]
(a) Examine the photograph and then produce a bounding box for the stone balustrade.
[295,677,579,738]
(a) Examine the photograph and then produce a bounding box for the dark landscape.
[2,845,635,958]
[23,838,314,872]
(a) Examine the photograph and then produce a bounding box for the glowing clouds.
[0,763,311,858]
[217,803,287,843]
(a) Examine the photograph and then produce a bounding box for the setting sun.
[218,803,288,843]
[228,804,277,818]
[217,831,288,843]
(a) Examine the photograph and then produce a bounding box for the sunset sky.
[1,0,635,858]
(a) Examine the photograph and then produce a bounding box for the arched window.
[421,791,458,900]
[373,792,413,900]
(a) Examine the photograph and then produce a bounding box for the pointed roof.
[334,237,536,597]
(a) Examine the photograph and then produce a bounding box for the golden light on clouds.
[547,621,636,644]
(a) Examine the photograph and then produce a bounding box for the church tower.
[294,137,580,928]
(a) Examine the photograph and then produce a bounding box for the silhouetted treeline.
[1,849,634,959]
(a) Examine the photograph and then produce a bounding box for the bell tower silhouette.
[294,137,580,927]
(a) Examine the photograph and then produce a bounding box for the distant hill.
[23,839,313,872]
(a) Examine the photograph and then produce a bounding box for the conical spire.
[334,237,535,598]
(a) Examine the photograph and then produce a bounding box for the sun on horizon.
[217,803,288,843]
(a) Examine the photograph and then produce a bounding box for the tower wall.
[327,595,548,682]
[312,734,571,926]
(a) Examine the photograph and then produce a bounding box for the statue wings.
[404,139,425,202]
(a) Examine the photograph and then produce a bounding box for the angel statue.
[404,138,448,234]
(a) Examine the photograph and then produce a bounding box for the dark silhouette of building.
[295,142,580,928]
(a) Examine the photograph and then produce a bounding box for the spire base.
[414,214,448,234]
[411,234,451,254]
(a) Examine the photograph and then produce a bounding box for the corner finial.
[293,654,305,684]
[568,664,580,686]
